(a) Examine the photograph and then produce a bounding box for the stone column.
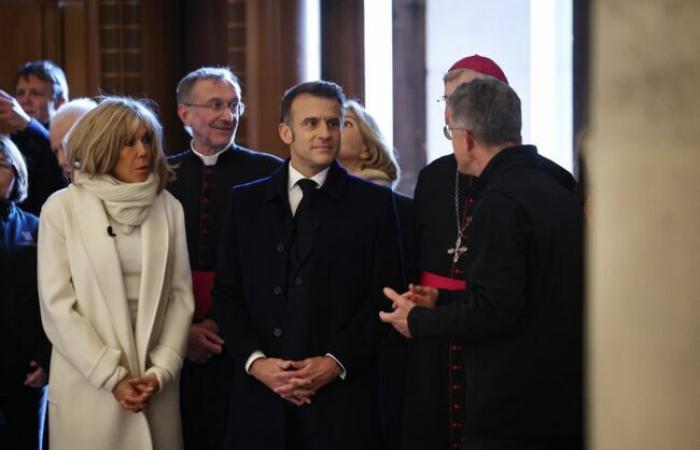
[588,1,700,449]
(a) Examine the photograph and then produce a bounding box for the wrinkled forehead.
[191,77,241,101]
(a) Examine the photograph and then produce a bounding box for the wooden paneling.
[141,0,182,153]
[393,0,426,196]
[99,0,143,95]
[0,0,315,158]
[246,0,307,157]
[0,0,60,92]
[320,0,364,101]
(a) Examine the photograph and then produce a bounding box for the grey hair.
[52,98,98,127]
[176,66,242,104]
[447,78,522,146]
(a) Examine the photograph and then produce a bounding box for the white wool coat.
[38,184,194,450]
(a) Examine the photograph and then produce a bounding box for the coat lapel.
[134,194,169,373]
[70,186,139,374]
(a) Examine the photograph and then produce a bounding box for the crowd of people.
[0,55,583,450]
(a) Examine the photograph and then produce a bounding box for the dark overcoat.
[213,161,402,450]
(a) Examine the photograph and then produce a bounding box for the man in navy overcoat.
[213,80,402,450]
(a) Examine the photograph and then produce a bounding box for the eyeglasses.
[185,100,245,115]
[443,125,468,141]
[436,95,448,105]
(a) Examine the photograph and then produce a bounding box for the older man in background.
[49,98,97,180]
[168,66,282,450]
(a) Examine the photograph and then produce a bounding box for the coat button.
[273,328,282,337]
[276,243,284,253]
[273,286,282,295]
[294,276,302,286]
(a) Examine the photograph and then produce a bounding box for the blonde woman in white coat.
[37,97,194,450]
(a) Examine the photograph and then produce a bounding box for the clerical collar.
[190,141,229,166]
[288,163,329,191]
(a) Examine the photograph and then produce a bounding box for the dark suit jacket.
[213,161,402,450]
[12,119,67,215]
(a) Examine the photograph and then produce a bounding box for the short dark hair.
[280,80,346,124]
[15,60,69,101]
[448,78,522,146]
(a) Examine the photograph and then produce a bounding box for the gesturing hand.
[379,287,417,338]
[406,283,439,308]
[186,319,225,362]
[0,90,31,132]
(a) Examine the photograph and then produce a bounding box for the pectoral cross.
[447,235,467,263]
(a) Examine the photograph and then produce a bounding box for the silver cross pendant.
[447,235,468,263]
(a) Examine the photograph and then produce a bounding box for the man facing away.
[382,78,583,450]
[168,67,282,450]
[213,80,402,450]
[408,54,509,450]
[49,97,98,180]
[0,60,68,214]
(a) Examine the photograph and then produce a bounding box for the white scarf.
[73,169,159,231]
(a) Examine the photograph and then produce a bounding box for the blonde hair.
[343,100,399,186]
[0,135,29,202]
[66,97,174,193]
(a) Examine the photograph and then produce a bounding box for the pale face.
[49,118,74,179]
[0,154,16,201]
[111,124,154,184]
[338,113,369,172]
[16,75,61,124]
[279,94,342,177]
[177,78,241,155]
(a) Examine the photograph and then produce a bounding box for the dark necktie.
[293,179,317,263]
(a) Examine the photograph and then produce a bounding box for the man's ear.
[177,104,190,125]
[465,129,475,151]
[54,97,66,110]
[279,122,293,145]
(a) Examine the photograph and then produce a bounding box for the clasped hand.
[250,356,341,407]
[186,318,225,362]
[112,374,160,413]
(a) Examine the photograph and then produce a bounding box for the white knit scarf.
[73,169,159,231]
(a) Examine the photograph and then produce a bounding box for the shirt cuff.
[325,353,347,380]
[245,350,266,374]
